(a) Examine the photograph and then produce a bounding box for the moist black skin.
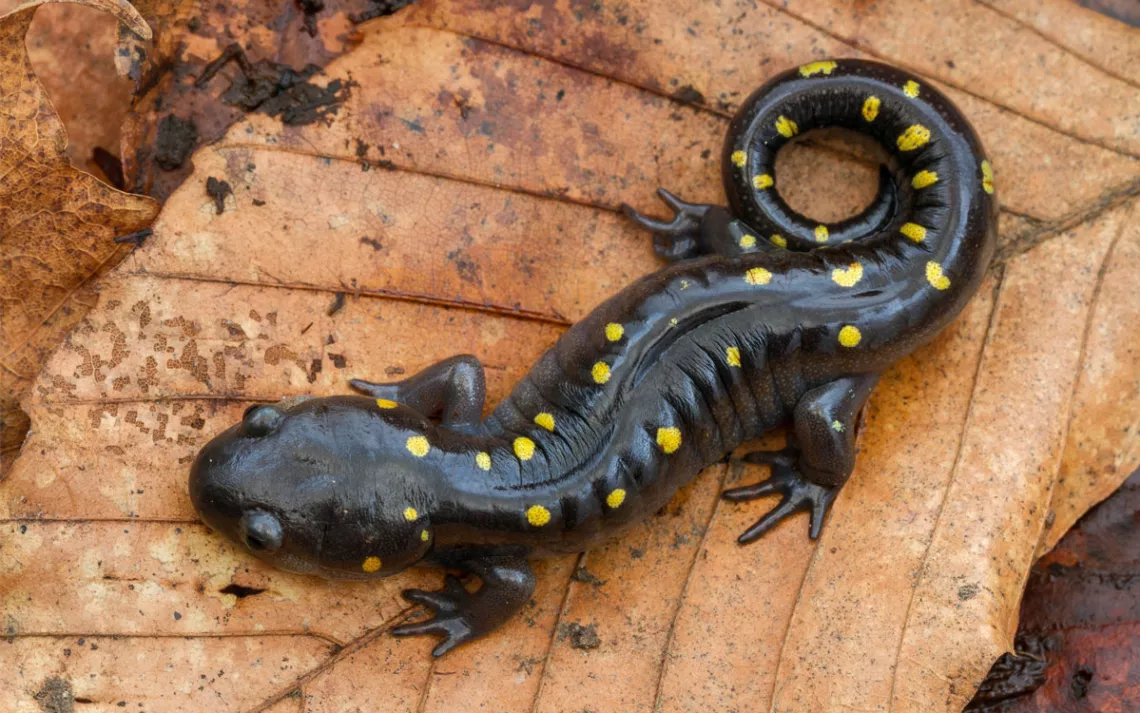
[190,59,998,656]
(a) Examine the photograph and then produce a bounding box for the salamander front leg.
[724,373,880,542]
[349,354,486,428]
[393,555,536,657]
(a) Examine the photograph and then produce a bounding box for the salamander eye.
[240,510,283,552]
[243,405,282,437]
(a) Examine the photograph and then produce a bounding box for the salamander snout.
[190,395,440,580]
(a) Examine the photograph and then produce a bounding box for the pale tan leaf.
[2,2,1138,711]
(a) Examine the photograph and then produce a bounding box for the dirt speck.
[296,0,325,36]
[559,622,600,651]
[155,115,198,170]
[220,583,267,599]
[350,0,419,23]
[1071,666,1094,699]
[671,84,705,105]
[571,564,606,587]
[34,677,74,713]
[958,583,980,601]
[206,177,233,214]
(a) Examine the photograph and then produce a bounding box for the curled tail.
[724,58,997,255]
[624,58,997,359]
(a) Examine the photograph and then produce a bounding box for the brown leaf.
[3,1,1139,711]
[0,0,133,183]
[0,0,157,476]
[967,469,1140,711]
[119,0,378,201]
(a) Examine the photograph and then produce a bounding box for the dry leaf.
[0,0,133,182]
[3,1,1139,711]
[0,0,157,475]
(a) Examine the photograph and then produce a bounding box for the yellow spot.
[838,325,862,348]
[831,420,845,433]
[669,318,679,327]
[752,173,774,190]
[656,427,682,454]
[591,361,611,384]
[731,150,747,168]
[406,436,430,457]
[739,234,757,249]
[526,505,551,527]
[376,399,398,409]
[680,280,691,290]
[726,347,742,367]
[605,322,624,342]
[514,437,535,461]
[775,115,799,138]
[814,225,830,243]
[420,529,430,542]
[606,489,627,509]
[831,262,864,287]
[912,170,939,189]
[770,234,787,249]
[902,80,920,98]
[862,96,881,122]
[744,267,772,286]
[362,556,382,573]
[900,223,927,243]
[534,412,556,432]
[476,451,492,471]
[926,261,951,290]
[897,124,931,151]
[403,506,418,521]
[799,60,838,77]
[981,160,994,194]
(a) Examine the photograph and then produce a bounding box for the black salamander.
[190,59,998,656]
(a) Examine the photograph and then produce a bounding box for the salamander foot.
[393,575,480,657]
[392,555,535,657]
[723,443,839,543]
[621,188,713,262]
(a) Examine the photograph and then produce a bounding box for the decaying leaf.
[119,0,380,201]
[2,1,1138,711]
[0,0,157,476]
[967,469,1140,711]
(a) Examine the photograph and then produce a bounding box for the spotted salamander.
[190,59,997,656]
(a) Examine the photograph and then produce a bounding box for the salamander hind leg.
[349,354,486,428]
[393,555,536,657]
[724,374,880,542]
[621,188,712,261]
[622,188,777,261]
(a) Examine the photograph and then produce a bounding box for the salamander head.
[189,395,437,579]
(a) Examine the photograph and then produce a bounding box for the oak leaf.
[0,0,156,475]
[3,1,1139,711]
